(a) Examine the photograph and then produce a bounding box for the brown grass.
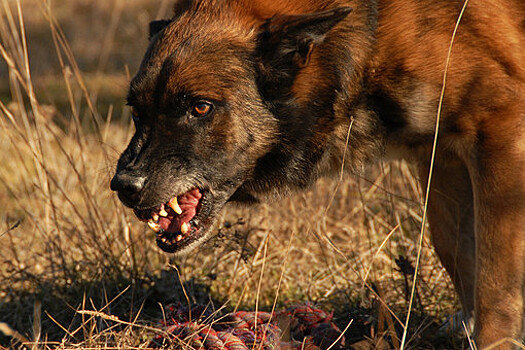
[0,1,464,349]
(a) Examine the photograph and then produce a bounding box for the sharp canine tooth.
[159,208,168,217]
[152,214,159,222]
[148,220,161,232]
[168,197,183,215]
[181,222,189,234]
[176,235,183,242]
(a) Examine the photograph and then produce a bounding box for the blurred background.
[0,0,174,122]
[0,1,461,348]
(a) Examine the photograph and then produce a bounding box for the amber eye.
[191,102,213,117]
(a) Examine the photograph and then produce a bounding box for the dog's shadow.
[0,268,213,347]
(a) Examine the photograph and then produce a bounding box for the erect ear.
[256,7,351,101]
[257,7,352,68]
[149,0,193,40]
[173,0,193,17]
[149,19,171,39]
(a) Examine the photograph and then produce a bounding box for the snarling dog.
[111,0,525,347]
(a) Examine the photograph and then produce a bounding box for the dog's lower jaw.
[156,225,216,256]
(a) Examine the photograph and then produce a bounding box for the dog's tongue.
[158,189,202,233]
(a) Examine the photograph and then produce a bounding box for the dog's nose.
[110,173,146,206]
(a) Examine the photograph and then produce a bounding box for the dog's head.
[111,0,351,255]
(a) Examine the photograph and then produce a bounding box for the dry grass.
[0,1,465,349]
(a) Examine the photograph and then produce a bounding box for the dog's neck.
[237,0,387,192]
[253,0,385,177]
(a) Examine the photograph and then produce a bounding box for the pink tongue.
[159,189,202,233]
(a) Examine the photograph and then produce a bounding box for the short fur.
[111,0,525,347]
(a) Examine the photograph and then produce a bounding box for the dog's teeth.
[152,213,159,222]
[181,222,189,234]
[168,197,183,215]
[159,208,168,217]
[148,220,161,232]
[176,235,183,242]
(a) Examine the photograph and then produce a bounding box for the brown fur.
[111,0,525,347]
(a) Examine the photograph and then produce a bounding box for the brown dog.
[111,0,525,347]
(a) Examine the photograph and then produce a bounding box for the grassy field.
[0,1,465,349]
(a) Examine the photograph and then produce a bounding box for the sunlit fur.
[112,0,525,347]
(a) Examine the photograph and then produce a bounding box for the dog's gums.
[133,189,209,253]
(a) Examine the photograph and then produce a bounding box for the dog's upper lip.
[136,188,204,224]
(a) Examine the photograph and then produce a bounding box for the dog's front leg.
[468,112,525,349]
[418,153,476,326]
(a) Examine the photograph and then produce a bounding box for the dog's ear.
[149,19,171,39]
[256,7,351,100]
[257,7,351,66]
[149,0,192,40]
[173,0,193,17]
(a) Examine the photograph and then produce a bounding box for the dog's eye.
[191,102,213,117]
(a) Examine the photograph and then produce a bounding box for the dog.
[110,0,525,347]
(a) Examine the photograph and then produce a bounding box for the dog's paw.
[438,310,474,337]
